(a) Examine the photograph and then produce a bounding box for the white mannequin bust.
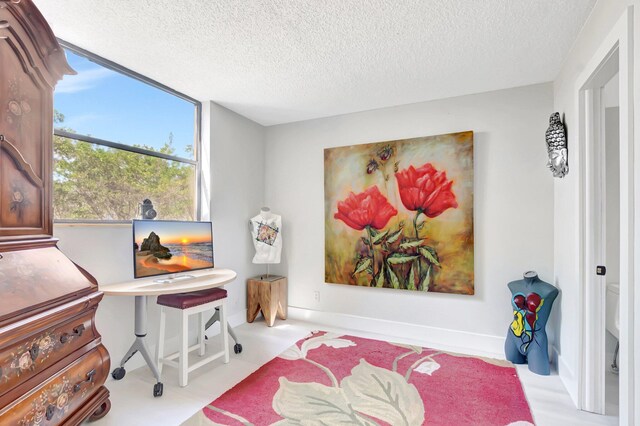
[259,207,273,220]
[249,207,282,264]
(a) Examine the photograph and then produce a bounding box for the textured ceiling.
[33,0,596,126]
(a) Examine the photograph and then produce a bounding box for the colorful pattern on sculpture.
[510,292,544,352]
[256,222,279,246]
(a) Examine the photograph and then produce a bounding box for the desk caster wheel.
[111,367,126,380]
[153,382,163,397]
[234,343,242,354]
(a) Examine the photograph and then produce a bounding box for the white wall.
[551,0,635,406]
[205,101,266,315]
[264,83,554,355]
[53,101,265,371]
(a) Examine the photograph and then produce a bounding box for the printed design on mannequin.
[250,211,282,264]
[510,292,544,352]
[256,222,279,246]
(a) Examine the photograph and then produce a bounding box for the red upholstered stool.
[155,288,229,387]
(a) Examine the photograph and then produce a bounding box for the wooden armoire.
[0,0,111,424]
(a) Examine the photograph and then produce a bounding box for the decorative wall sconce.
[545,112,568,178]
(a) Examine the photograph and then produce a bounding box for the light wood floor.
[90,319,618,426]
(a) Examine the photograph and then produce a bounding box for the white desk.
[100,268,237,397]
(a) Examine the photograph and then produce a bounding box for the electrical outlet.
[313,291,320,302]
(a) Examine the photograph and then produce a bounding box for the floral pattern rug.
[183,331,535,426]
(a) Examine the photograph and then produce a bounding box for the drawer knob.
[73,369,96,393]
[60,324,85,344]
[46,404,55,421]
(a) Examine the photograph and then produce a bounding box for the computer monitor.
[132,220,214,279]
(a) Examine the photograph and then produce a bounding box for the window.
[53,42,200,222]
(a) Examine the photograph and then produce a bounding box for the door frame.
[576,6,635,422]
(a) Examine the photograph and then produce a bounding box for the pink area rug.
[183,331,534,426]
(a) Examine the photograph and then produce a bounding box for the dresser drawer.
[0,345,109,425]
[0,309,97,396]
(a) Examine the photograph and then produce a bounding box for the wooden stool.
[155,288,229,387]
[247,275,287,327]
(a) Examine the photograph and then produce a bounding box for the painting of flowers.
[324,131,474,294]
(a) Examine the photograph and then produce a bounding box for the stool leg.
[277,279,288,320]
[221,302,229,363]
[247,282,260,323]
[262,283,278,327]
[179,310,189,387]
[156,307,166,375]
[198,312,206,357]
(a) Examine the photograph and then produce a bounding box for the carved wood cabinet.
[0,0,111,423]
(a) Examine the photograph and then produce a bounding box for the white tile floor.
[91,319,618,426]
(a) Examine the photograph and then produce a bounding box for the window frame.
[53,40,202,223]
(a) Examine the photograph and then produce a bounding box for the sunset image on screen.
[133,221,214,278]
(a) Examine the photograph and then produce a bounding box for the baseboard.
[288,306,505,359]
[553,345,579,407]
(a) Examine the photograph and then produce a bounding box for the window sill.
[54,221,132,228]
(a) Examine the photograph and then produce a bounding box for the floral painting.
[324,131,474,294]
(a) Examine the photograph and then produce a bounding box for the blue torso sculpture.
[505,271,558,375]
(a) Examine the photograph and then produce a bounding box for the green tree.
[53,113,195,220]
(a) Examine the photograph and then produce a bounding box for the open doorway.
[577,8,635,422]
[579,46,621,417]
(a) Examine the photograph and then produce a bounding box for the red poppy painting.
[324,131,474,294]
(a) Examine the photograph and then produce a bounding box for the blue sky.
[54,49,195,159]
